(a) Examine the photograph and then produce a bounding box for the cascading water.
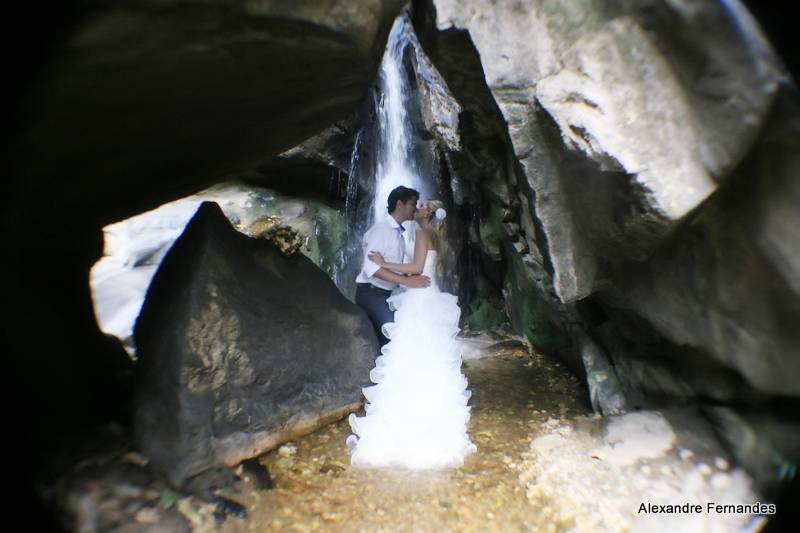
[331,10,440,294]
[344,129,363,224]
[371,12,435,224]
[331,129,365,290]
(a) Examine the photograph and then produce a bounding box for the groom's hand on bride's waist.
[404,275,431,288]
[372,268,430,288]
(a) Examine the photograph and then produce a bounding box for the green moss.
[465,299,507,331]
[308,202,347,279]
[241,186,346,278]
[504,247,567,354]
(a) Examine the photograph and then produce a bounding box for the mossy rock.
[238,186,347,281]
[465,299,507,331]
[307,203,347,277]
[504,252,568,355]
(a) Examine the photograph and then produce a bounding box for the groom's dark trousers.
[355,283,393,347]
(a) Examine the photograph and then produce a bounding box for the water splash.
[345,128,364,228]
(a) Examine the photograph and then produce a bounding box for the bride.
[346,200,477,469]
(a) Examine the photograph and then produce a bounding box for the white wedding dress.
[347,248,477,469]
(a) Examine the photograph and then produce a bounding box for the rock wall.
[413,0,800,491]
[432,0,784,303]
[4,0,404,431]
[4,1,403,519]
[5,0,406,238]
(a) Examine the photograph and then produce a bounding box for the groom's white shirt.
[356,213,406,291]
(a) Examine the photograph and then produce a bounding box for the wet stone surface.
[210,343,591,532]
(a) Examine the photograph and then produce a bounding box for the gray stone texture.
[416,0,800,489]
[433,0,785,303]
[133,202,377,485]
[604,92,800,397]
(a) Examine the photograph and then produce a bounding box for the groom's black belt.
[356,283,392,295]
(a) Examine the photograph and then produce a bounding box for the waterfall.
[330,11,441,295]
[344,129,363,227]
[372,12,433,224]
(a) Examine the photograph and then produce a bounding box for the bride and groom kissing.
[347,185,476,469]
[354,185,436,344]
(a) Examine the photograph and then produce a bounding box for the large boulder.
[431,0,785,303]
[90,181,349,355]
[602,92,800,398]
[418,0,799,375]
[412,0,800,488]
[133,202,377,485]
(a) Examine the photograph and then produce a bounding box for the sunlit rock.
[91,182,347,355]
[433,0,784,302]
[521,410,762,532]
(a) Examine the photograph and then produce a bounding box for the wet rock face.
[133,202,377,485]
[411,18,580,370]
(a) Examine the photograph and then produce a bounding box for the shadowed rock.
[5,0,406,240]
[4,0,403,515]
[133,202,377,485]
[602,91,800,398]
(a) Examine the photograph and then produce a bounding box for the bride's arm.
[370,230,430,274]
[373,268,430,288]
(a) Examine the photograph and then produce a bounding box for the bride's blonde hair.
[424,199,445,228]
[421,199,445,255]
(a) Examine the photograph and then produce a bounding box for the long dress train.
[347,250,476,469]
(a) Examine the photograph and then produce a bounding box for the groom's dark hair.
[387,186,420,213]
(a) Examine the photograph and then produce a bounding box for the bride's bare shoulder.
[417,227,439,251]
[418,227,435,240]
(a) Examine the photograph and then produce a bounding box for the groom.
[355,185,431,346]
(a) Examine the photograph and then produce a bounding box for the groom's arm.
[360,227,411,280]
[373,268,430,288]
[360,228,385,279]
[361,225,429,288]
